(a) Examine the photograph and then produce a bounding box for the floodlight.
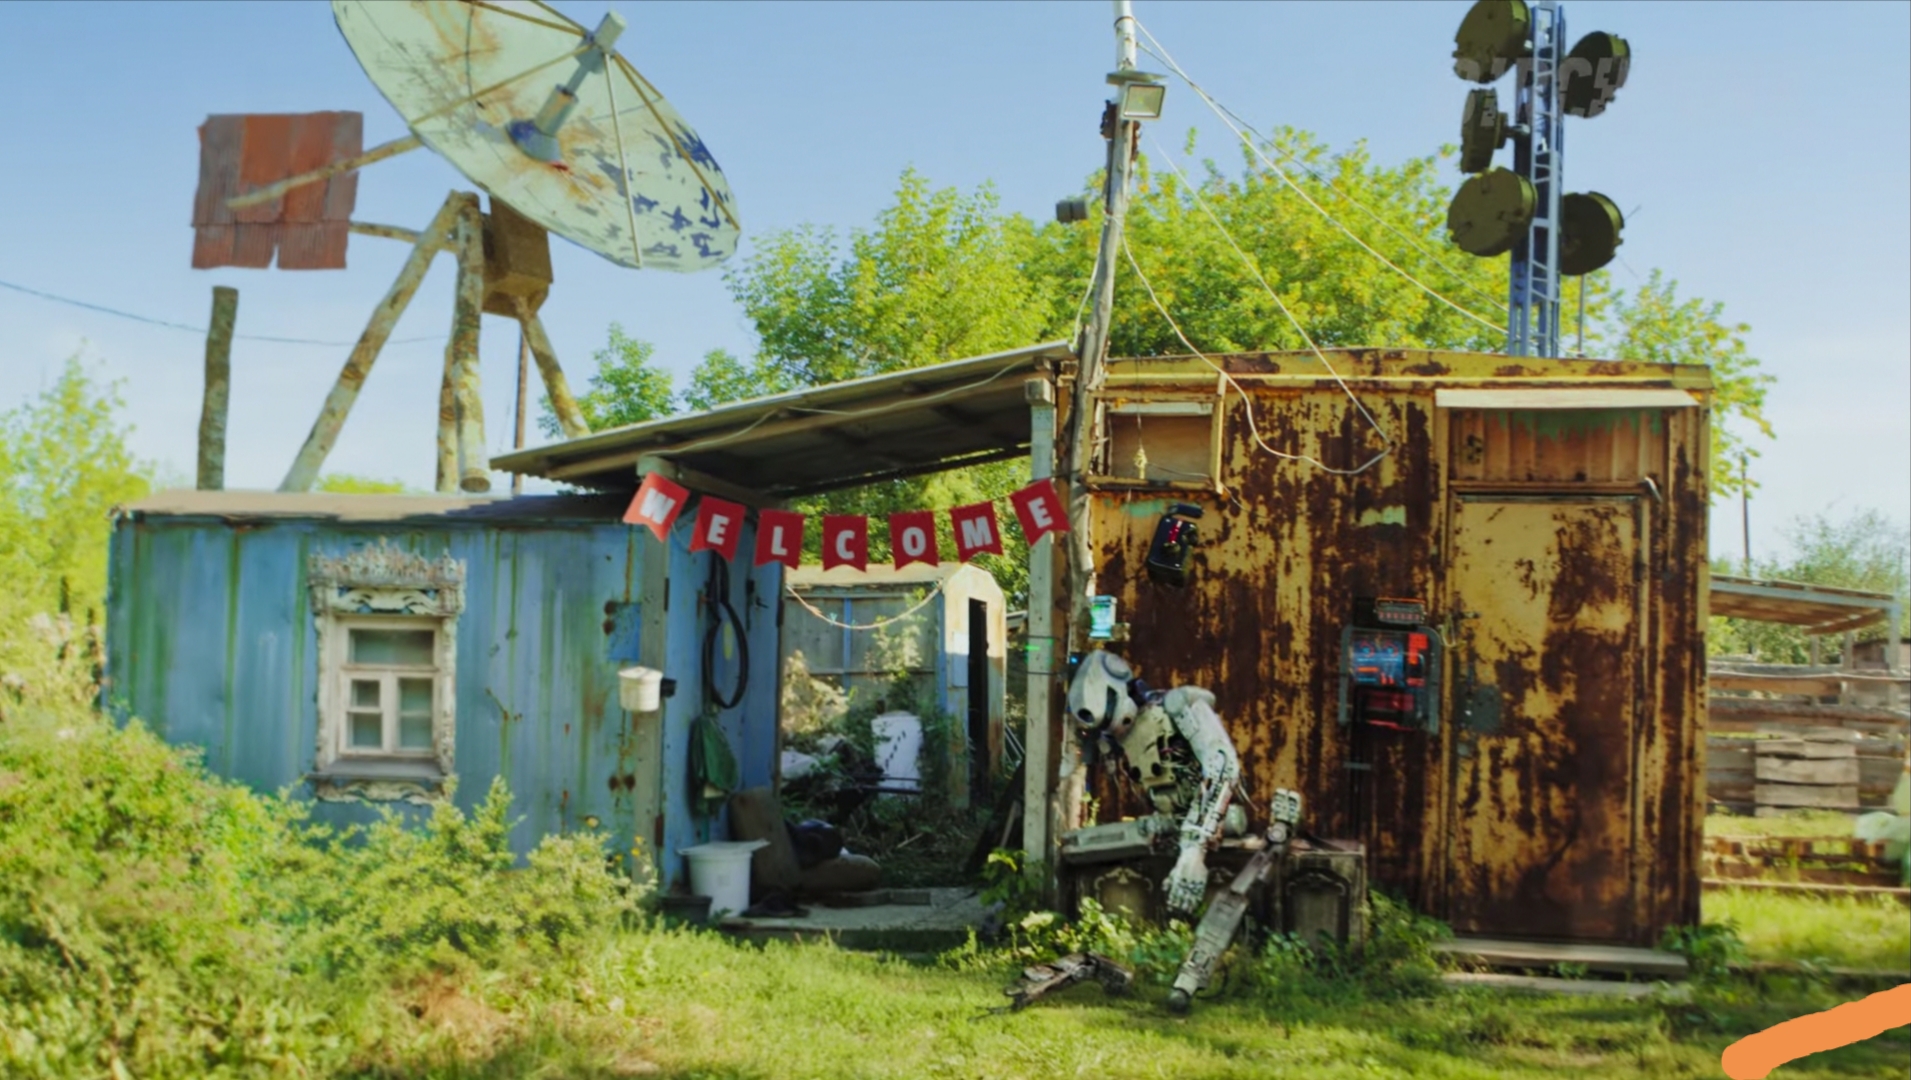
[1119,81,1166,121]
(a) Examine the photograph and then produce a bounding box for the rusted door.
[1444,495,1645,941]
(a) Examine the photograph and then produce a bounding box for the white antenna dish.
[330,0,740,272]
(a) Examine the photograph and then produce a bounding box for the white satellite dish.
[331,0,740,272]
[220,1,744,494]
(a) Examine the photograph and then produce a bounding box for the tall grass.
[1704,889,1911,973]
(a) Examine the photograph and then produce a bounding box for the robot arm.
[1161,687,1241,915]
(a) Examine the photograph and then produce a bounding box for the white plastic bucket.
[680,840,766,917]
[872,711,923,793]
[619,666,663,713]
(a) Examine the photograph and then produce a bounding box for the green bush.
[0,668,644,1079]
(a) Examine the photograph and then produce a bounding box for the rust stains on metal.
[192,112,362,270]
[1083,348,1712,947]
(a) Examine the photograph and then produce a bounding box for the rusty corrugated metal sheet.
[1083,348,1712,947]
[192,112,362,270]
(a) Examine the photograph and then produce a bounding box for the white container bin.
[872,710,923,794]
[680,840,767,917]
[619,666,663,713]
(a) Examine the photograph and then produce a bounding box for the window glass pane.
[351,679,381,708]
[350,628,434,666]
[398,678,433,714]
[349,712,383,749]
[398,714,433,750]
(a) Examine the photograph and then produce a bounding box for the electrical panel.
[1336,597,1441,733]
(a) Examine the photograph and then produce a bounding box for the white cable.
[1142,132,1394,454]
[1133,24,1506,335]
[785,581,947,632]
[1121,233,1389,477]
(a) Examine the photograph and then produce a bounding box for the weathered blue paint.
[103,494,780,890]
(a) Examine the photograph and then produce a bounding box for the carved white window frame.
[307,540,464,804]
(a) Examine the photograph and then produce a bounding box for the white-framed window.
[307,540,464,803]
[332,618,444,763]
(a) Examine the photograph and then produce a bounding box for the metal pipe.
[517,301,591,438]
[449,196,491,492]
[280,193,461,492]
[226,133,423,211]
[196,286,237,490]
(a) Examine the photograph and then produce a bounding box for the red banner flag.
[889,510,939,569]
[623,472,689,540]
[688,496,746,561]
[1010,478,1068,543]
[755,508,806,569]
[949,501,1003,562]
[822,515,868,571]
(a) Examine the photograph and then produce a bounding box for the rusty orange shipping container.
[1076,347,1711,947]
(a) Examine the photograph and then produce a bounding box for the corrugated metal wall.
[1084,349,1710,946]
[104,503,782,889]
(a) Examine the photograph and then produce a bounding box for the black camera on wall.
[1144,503,1203,587]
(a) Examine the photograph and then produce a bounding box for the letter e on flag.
[689,496,745,562]
[1009,479,1068,544]
[889,510,938,569]
[822,515,868,572]
[623,472,688,540]
[949,502,1003,562]
[754,508,806,569]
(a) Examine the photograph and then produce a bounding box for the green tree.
[315,474,412,494]
[1711,506,1910,662]
[683,348,783,412]
[1603,270,1773,498]
[0,354,154,653]
[538,322,676,437]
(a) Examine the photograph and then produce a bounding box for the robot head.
[1067,650,1138,735]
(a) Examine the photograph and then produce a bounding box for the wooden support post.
[280,193,461,492]
[436,346,458,494]
[512,328,529,496]
[1022,376,1059,895]
[196,286,237,490]
[449,194,490,493]
[517,301,591,439]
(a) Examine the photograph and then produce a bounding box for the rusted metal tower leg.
[279,193,461,492]
[517,299,591,439]
[197,286,238,490]
[449,194,490,493]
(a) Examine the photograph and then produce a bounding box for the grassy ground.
[1706,810,1865,839]
[1705,889,1911,973]
[364,929,1911,1080]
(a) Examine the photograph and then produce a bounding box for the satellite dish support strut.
[277,189,591,494]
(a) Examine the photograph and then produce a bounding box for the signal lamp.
[1559,192,1624,275]
[1453,0,1532,84]
[1459,88,1510,174]
[1562,32,1631,118]
[1447,167,1536,257]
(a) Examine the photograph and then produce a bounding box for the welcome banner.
[622,478,1069,570]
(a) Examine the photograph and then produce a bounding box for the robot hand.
[1165,837,1210,915]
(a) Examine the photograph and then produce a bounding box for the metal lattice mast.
[1508,1,1565,358]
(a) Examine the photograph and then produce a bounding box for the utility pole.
[1063,0,1159,650]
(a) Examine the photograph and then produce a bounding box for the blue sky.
[2,0,1905,563]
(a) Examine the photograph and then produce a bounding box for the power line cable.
[1131,23,1506,333]
[1141,132,1393,454]
[1121,232,1390,477]
[0,277,442,347]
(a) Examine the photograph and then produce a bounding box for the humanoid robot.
[1062,649,1302,1013]
[1065,649,1245,916]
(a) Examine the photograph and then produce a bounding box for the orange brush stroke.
[1720,983,1911,1079]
